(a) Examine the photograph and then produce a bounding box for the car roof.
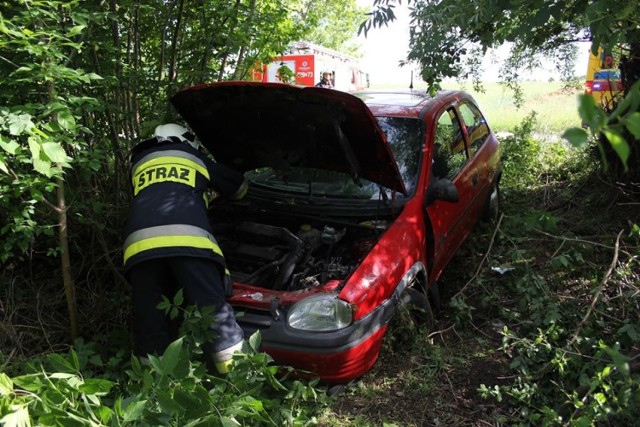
[352,89,467,117]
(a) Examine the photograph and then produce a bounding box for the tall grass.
[445,81,582,134]
[369,80,583,135]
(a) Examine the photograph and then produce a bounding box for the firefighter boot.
[210,340,244,374]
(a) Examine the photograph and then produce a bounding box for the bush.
[0,293,330,426]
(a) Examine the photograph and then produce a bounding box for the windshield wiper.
[334,122,363,188]
[379,186,390,205]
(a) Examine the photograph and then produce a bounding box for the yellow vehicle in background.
[585,45,623,109]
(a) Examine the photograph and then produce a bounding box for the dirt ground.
[324,315,513,426]
[320,174,640,426]
[321,232,517,426]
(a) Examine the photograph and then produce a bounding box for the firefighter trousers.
[128,256,244,359]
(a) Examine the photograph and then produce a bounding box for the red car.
[170,82,502,383]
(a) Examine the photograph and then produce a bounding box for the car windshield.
[246,116,424,200]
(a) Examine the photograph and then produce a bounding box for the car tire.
[389,287,434,350]
[400,287,434,326]
[428,281,442,316]
[482,180,500,222]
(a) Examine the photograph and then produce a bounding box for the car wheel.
[389,287,434,350]
[482,181,500,222]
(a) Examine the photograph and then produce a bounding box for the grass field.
[445,81,582,134]
[371,80,583,135]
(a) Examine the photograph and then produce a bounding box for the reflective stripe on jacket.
[123,141,245,274]
[123,224,223,266]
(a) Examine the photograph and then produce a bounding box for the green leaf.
[602,129,630,170]
[56,110,76,131]
[611,354,630,376]
[156,389,185,415]
[122,399,147,423]
[148,355,162,373]
[41,142,70,163]
[509,357,522,369]
[0,405,30,427]
[161,337,184,375]
[594,392,607,404]
[221,416,242,427]
[67,25,86,37]
[47,353,77,373]
[94,406,113,424]
[13,66,32,74]
[13,374,45,392]
[578,93,596,120]
[173,388,208,416]
[0,137,20,155]
[573,416,592,427]
[157,296,171,311]
[33,157,52,176]
[248,331,262,352]
[88,159,101,172]
[174,289,184,306]
[49,372,76,380]
[0,373,13,395]
[28,138,40,158]
[577,94,606,130]
[78,378,114,395]
[0,159,8,175]
[561,127,589,147]
[69,348,80,371]
[237,396,263,411]
[623,112,640,139]
[8,114,33,136]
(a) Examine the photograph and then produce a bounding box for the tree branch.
[452,213,504,300]
[569,230,623,345]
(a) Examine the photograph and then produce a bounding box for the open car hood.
[170,82,407,194]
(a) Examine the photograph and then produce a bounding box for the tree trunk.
[217,0,242,81]
[47,67,78,340]
[168,0,186,84]
[57,174,78,340]
[620,41,640,94]
[233,0,257,80]
[618,40,640,176]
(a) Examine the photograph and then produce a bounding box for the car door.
[457,100,494,218]
[426,106,477,282]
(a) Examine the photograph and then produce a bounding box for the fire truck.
[252,42,369,92]
[585,45,623,109]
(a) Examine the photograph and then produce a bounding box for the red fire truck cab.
[252,42,369,92]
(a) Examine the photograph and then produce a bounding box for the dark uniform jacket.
[123,139,247,275]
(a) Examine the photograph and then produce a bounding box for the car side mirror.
[425,178,460,206]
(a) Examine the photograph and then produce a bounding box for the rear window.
[458,102,489,156]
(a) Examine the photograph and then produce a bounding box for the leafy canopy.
[362,0,640,88]
[361,0,640,172]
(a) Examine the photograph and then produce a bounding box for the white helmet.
[154,123,200,149]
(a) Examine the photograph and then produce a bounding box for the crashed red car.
[170,82,502,383]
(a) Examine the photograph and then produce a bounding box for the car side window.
[433,108,469,180]
[458,102,489,156]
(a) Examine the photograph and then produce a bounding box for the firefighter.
[123,123,247,373]
[315,70,334,88]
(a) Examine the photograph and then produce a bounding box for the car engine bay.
[210,219,388,292]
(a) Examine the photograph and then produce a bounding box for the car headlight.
[287,294,353,331]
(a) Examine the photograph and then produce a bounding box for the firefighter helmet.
[154,123,200,149]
